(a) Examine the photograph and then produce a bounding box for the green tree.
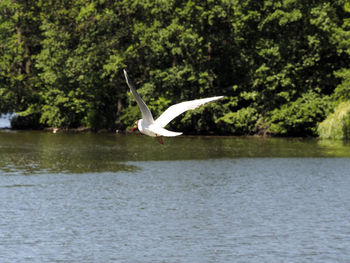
[217,0,348,135]
[317,2,350,139]
[1,0,349,136]
[34,0,131,129]
[332,2,350,101]
[0,0,41,114]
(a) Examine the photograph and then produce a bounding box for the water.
[0,113,13,128]
[1,131,350,262]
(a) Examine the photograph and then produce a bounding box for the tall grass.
[318,101,350,140]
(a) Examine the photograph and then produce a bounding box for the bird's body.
[123,69,223,141]
[136,119,182,137]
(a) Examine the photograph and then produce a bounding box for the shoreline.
[0,126,319,140]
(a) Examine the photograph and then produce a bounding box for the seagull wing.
[124,70,154,123]
[155,96,224,128]
[149,125,183,137]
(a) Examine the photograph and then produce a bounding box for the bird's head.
[130,120,138,133]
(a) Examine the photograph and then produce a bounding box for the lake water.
[1,130,350,262]
[0,114,12,129]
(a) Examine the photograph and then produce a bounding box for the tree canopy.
[1,0,349,136]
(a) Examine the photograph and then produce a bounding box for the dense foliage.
[1,0,350,136]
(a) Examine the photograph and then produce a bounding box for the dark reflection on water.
[1,130,350,174]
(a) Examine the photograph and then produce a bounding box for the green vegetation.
[318,102,350,140]
[1,0,350,136]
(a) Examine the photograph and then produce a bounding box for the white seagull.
[124,69,223,144]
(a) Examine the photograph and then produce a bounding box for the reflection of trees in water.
[1,131,350,175]
[0,131,137,174]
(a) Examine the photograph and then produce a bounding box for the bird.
[123,69,223,144]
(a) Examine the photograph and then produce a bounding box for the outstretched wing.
[155,96,224,128]
[123,70,154,124]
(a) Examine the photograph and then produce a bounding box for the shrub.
[318,101,350,140]
[217,107,259,135]
[267,92,332,136]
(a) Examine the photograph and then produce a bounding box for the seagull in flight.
[123,69,223,144]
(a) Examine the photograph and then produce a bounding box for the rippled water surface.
[1,131,350,262]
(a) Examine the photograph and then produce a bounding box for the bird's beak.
[130,124,137,133]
